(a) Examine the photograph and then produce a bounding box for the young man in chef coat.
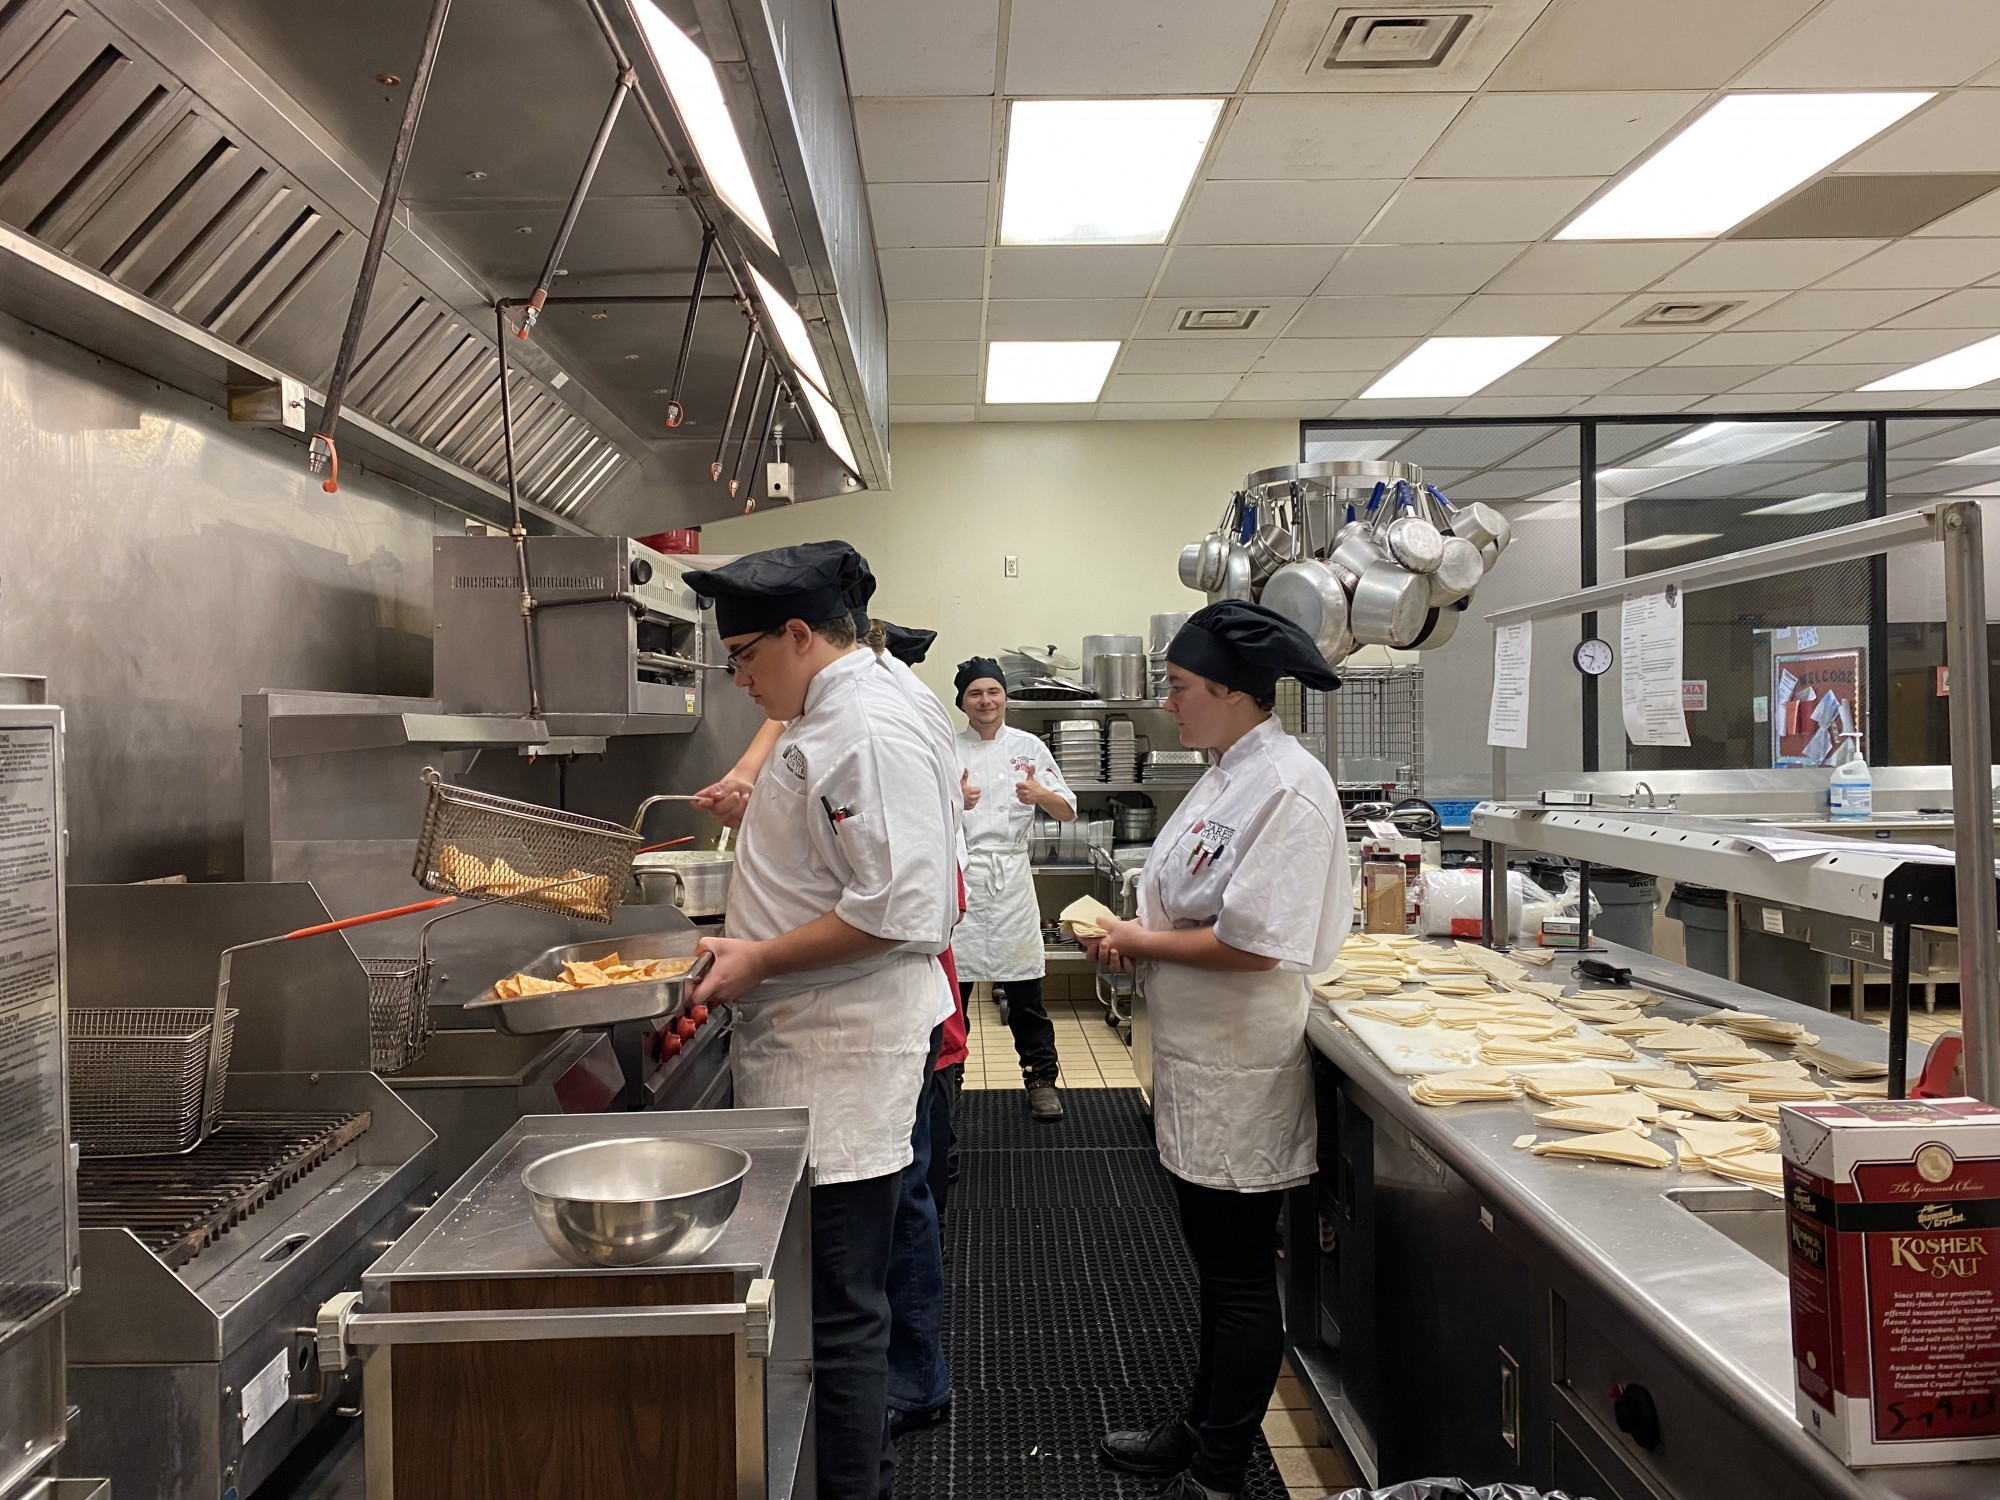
[951,657,1077,1122]
[683,542,956,1500]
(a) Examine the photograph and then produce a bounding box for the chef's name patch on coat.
[781,745,807,779]
[1184,819,1237,869]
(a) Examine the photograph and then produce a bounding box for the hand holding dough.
[1058,894,1119,939]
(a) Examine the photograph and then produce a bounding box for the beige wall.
[702,419,1299,704]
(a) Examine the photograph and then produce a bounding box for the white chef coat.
[1136,715,1348,1192]
[876,648,962,1028]
[726,647,957,1183]
[953,725,1076,982]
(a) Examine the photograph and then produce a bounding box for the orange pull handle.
[282,895,456,941]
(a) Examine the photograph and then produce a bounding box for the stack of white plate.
[1105,719,1139,783]
[1143,749,1206,783]
[1052,719,1104,783]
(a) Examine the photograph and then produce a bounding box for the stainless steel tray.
[462,931,711,1035]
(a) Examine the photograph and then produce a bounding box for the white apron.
[955,845,1044,981]
[1145,961,1316,1191]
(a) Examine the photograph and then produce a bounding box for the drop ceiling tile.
[1839,91,2000,175]
[1737,287,1944,331]
[1661,330,1846,366]
[1483,366,1646,397]
[839,0,1001,96]
[891,404,976,422]
[1211,95,1471,182]
[1486,242,1703,294]
[1809,391,1942,411]
[1219,400,1350,419]
[1320,243,1526,296]
[1819,240,2000,290]
[1333,398,1465,420]
[891,374,980,404]
[1577,393,1703,414]
[1606,366,1765,397]
[1417,92,1707,178]
[1118,340,1269,374]
[879,248,988,300]
[1435,293,1626,335]
[1737,0,2000,87]
[1233,371,1371,402]
[1915,188,2000,238]
[1156,245,1343,297]
[1254,337,1418,371]
[1098,402,1224,421]
[1525,333,1708,367]
[1653,241,1886,292]
[853,99,995,182]
[1443,469,1578,501]
[1101,372,1244,403]
[985,299,1145,339]
[1688,394,1818,414]
[1584,291,1781,334]
[889,341,981,376]
[1450,397,1583,417]
[1886,288,2000,329]
[1249,0,1554,95]
[1730,364,1904,395]
[1133,298,1306,339]
[1286,295,1468,337]
[988,247,1165,299]
[867,183,991,248]
[1364,178,1599,245]
[1800,328,1988,364]
[1003,0,1273,92]
[1489,0,1819,90]
[888,300,984,341]
[975,403,1098,421]
[1176,179,1399,246]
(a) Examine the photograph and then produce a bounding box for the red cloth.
[936,866,969,1069]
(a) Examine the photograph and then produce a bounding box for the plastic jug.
[1828,732,1872,820]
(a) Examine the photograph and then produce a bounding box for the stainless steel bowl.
[522,1137,753,1266]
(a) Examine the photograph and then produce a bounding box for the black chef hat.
[876,620,937,666]
[684,541,871,637]
[1166,601,1340,699]
[954,657,1007,706]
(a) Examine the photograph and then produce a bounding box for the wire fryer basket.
[69,1007,239,1157]
[412,770,643,922]
[362,956,433,1074]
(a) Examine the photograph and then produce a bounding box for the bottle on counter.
[1361,848,1407,934]
[1828,731,1872,820]
[1393,837,1424,934]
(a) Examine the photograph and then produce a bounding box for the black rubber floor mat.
[898,1087,1292,1500]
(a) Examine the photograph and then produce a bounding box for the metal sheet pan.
[462,931,709,1035]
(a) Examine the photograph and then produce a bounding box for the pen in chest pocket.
[820,795,855,835]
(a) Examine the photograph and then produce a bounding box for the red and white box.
[1782,1098,2000,1465]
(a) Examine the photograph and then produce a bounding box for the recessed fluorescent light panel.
[1744,491,1864,517]
[1558,92,1932,241]
[1862,332,2000,392]
[1621,532,1725,554]
[1360,336,1558,400]
[1000,99,1222,246]
[633,0,776,249]
[985,341,1121,404]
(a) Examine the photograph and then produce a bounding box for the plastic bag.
[1558,872,1604,921]
[1418,869,1547,942]
[1324,1481,1589,1500]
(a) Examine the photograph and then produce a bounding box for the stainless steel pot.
[1178,542,1207,591]
[1261,560,1353,668]
[1348,559,1430,648]
[1407,598,1466,651]
[632,850,734,917]
[1380,483,1443,575]
[1246,513,1300,582]
[1208,543,1254,603]
[1428,534,1485,605]
[1486,507,1515,554]
[1092,653,1148,701]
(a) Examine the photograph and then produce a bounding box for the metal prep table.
[1285,937,2000,1500]
[326,1108,812,1500]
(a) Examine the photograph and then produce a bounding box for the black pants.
[928,1060,959,1221]
[960,978,1059,1083]
[1172,1174,1287,1494]
[812,1170,901,1500]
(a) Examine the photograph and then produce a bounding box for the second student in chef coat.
[683,543,955,1500]
[1086,601,1347,1500]
[951,657,1076,1122]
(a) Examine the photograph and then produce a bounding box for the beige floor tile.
[1271,1443,1360,1494]
[1270,1376,1311,1411]
[1262,1405,1324,1448]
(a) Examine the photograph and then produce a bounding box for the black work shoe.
[888,1400,950,1441]
[1159,1471,1239,1500]
[1098,1417,1197,1477]
[1027,1081,1065,1123]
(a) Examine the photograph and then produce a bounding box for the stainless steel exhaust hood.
[0,0,888,529]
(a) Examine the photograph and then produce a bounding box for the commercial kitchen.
[9,3,2000,1500]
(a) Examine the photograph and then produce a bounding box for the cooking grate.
[76,1111,372,1268]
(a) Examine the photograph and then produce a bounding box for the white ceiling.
[836,0,2000,424]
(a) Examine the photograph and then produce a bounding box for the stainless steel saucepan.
[1261,559,1352,668]
[1379,481,1443,575]
[1346,558,1429,648]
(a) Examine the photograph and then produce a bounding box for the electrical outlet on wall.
[1004,555,1019,578]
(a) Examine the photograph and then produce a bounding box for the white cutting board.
[1327,997,1623,1078]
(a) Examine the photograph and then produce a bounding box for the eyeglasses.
[724,629,781,676]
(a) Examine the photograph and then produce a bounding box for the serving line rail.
[1481,500,1997,1103]
[1285,938,1991,1500]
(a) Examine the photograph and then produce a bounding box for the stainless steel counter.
[1299,939,1996,1499]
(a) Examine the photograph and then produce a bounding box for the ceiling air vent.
[1627,300,1743,328]
[1174,306,1264,332]
[1319,9,1478,70]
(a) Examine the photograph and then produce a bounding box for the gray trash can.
[1588,867,1658,954]
[1666,882,1729,978]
